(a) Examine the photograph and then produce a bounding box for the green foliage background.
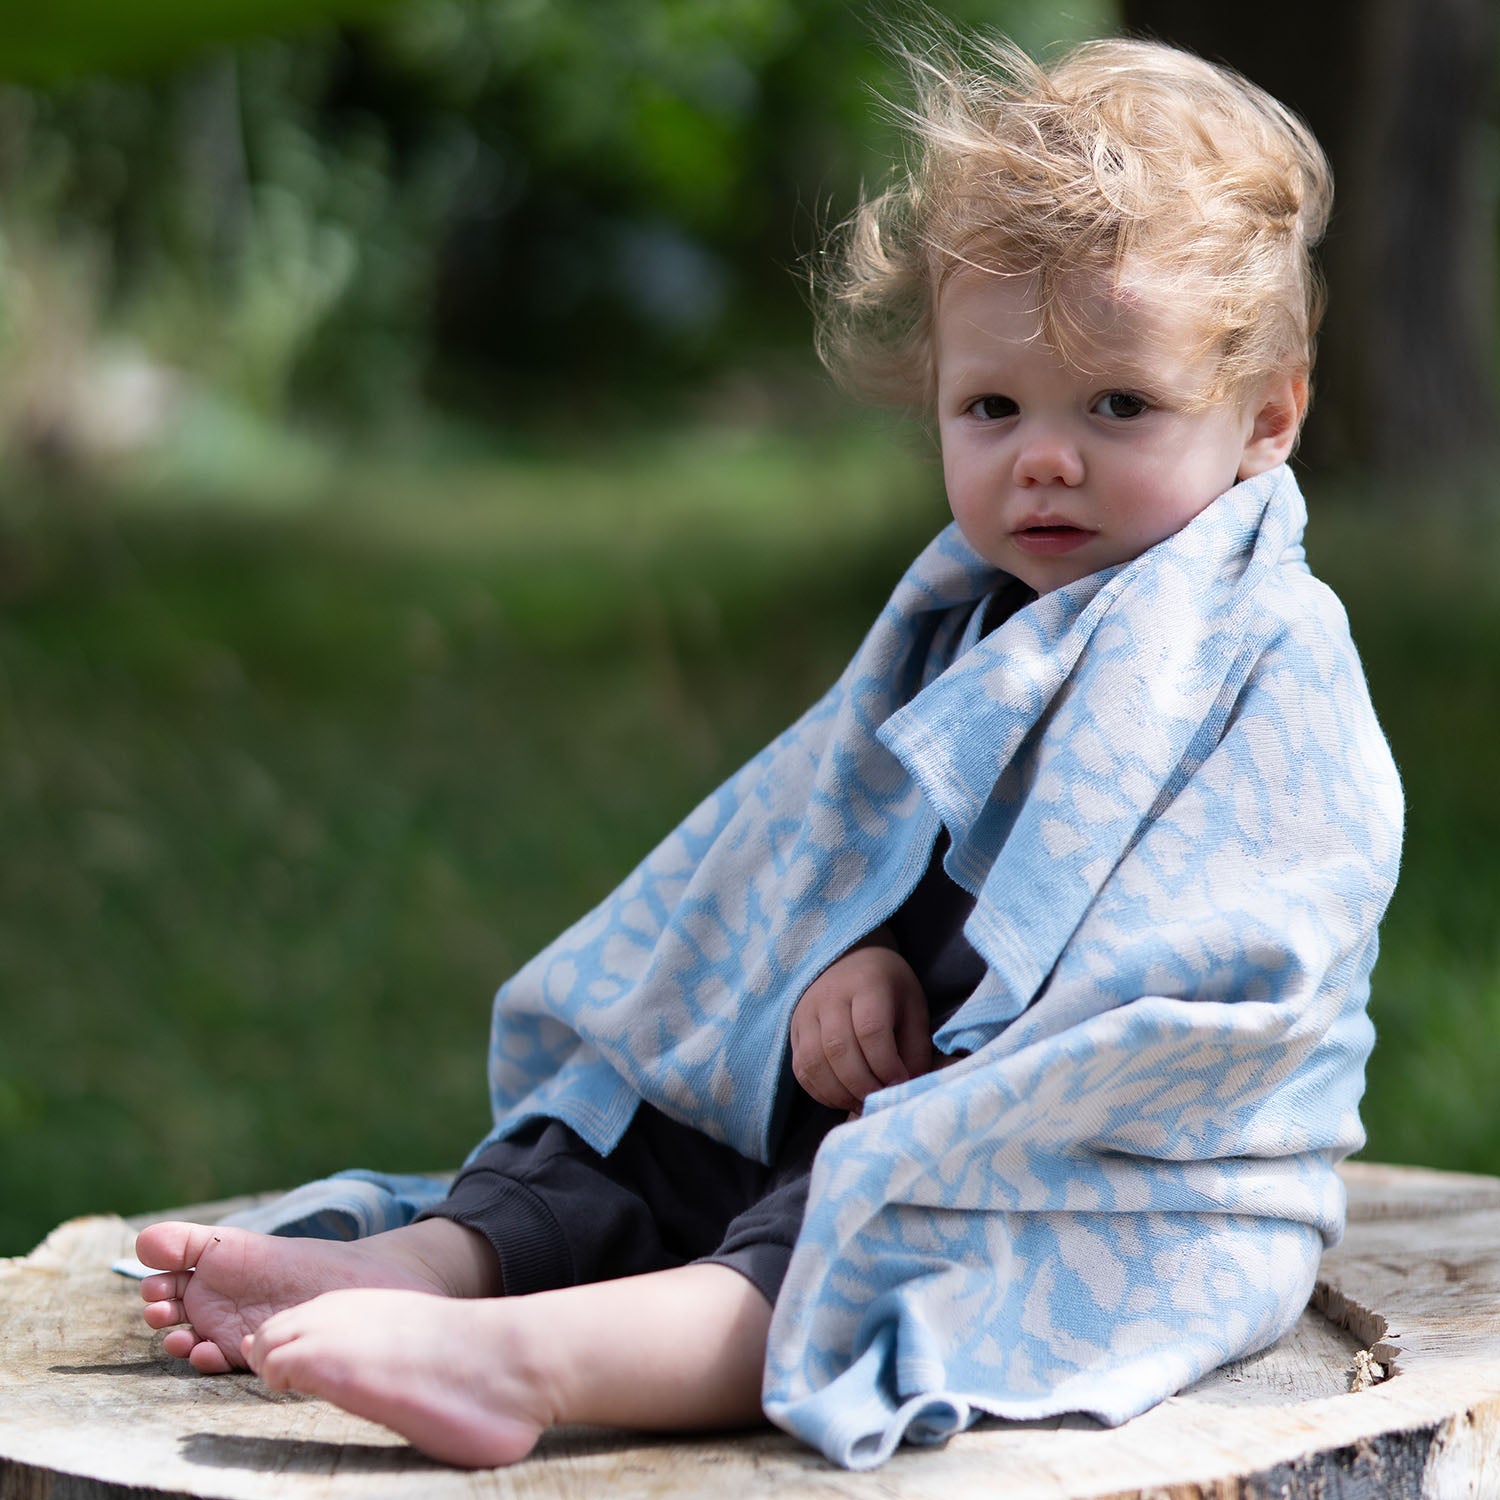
[1,1,1496,1256]
[0,0,1116,434]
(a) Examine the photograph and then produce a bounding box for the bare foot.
[246,1289,551,1468]
[247,1264,771,1465]
[136,1219,498,1375]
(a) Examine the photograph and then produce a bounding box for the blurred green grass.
[2,430,1496,1254]
[1300,480,1500,1177]
[0,420,949,1253]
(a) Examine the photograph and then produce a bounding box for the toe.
[140,1270,189,1304]
[161,1327,199,1359]
[135,1221,221,1275]
[143,1297,187,1330]
[188,1339,235,1375]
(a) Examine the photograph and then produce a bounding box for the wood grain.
[3,1161,1499,1499]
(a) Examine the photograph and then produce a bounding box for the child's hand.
[790,933,932,1112]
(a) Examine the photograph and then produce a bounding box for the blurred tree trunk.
[1119,0,1498,477]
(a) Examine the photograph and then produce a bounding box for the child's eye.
[968,395,1018,421]
[1094,391,1149,419]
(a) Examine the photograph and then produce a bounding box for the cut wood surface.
[4,1161,1500,1499]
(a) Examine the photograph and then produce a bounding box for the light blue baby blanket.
[222,465,1401,1469]
[477,463,1402,1466]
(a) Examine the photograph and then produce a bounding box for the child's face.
[933,269,1271,594]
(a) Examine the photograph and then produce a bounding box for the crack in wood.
[1311,1279,1403,1380]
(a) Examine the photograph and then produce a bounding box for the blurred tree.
[330,0,1118,419]
[1119,0,1500,477]
[0,0,1116,445]
[0,0,399,81]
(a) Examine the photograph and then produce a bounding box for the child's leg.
[136,1216,502,1374]
[244,1263,772,1468]
[134,1103,795,1376]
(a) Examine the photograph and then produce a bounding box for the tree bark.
[1119,0,1499,476]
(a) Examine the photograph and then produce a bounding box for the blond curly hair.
[815,30,1332,411]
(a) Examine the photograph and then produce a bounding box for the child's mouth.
[1014,524,1093,555]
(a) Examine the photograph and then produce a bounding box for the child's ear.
[1237,373,1308,479]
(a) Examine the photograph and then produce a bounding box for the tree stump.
[3,1161,1500,1499]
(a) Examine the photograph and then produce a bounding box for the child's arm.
[789,930,933,1111]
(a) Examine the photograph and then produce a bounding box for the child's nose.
[1012,426,1084,487]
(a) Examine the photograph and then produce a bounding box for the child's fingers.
[790,1005,858,1110]
[819,1009,889,1103]
[798,1014,875,1108]
[790,1027,860,1110]
[848,991,911,1087]
[893,988,934,1080]
[792,1058,859,1112]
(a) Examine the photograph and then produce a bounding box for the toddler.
[135,27,1402,1472]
